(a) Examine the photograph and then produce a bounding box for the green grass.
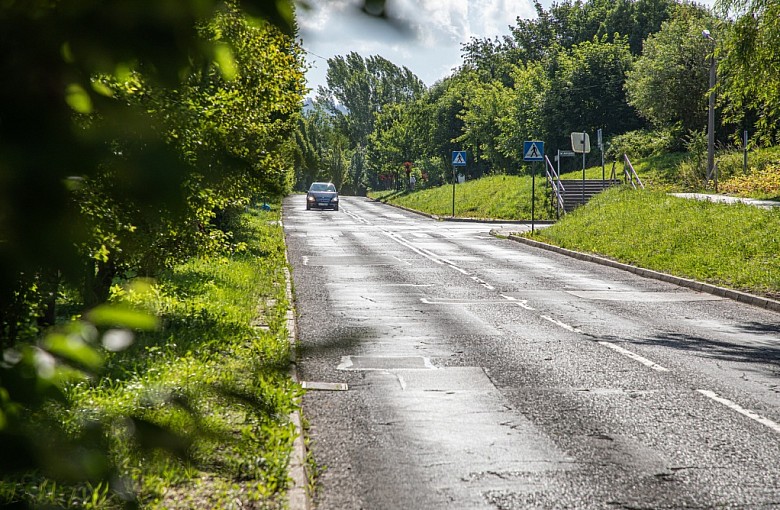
[2,204,300,509]
[370,148,780,299]
[531,188,780,298]
[371,174,558,220]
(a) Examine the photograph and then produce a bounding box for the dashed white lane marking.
[697,390,780,434]
[383,231,444,266]
[348,207,674,376]
[501,294,536,310]
[598,342,670,372]
[471,276,495,290]
[384,231,470,275]
[344,210,370,224]
[541,315,580,333]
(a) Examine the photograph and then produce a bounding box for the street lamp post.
[703,29,716,182]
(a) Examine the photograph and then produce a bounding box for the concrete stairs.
[557,179,621,212]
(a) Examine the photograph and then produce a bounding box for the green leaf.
[42,333,104,372]
[65,83,93,114]
[85,305,159,330]
[214,43,238,81]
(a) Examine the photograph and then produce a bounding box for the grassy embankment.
[370,151,780,298]
[2,205,299,509]
[536,187,780,299]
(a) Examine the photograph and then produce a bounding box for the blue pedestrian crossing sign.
[452,151,467,166]
[523,141,544,161]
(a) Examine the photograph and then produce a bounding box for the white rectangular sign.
[571,132,591,154]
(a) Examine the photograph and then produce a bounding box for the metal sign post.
[523,141,544,232]
[571,133,591,206]
[598,128,604,181]
[451,151,467,217]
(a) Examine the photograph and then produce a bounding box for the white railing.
[545,155,566,216]
[623,154,645,190]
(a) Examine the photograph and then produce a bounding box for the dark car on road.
[306,182,339,211]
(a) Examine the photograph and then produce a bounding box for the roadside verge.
[283,233,312,510]
[503,233,780,314]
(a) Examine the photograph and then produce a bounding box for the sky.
[298,0,716,97]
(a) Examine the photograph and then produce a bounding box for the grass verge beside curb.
[503,234,780,314]
[368,196,553,225]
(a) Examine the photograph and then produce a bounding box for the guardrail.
[623,154,645,190]
[545,155,566,218]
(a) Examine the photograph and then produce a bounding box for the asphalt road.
[283,195,780,510]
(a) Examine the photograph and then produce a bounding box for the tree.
[716,0,780,144]
[0,0,303,344]
[624,4,717,138]
[317,52,425,148]
[497,61,551,168]
[542,35,640,154]
[506,0,675,61]
[417,76,471,186]
[457,77,515,176]
[76,2,305,299]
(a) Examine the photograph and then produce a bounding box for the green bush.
[716,145,780,182]
[606,127,679,161]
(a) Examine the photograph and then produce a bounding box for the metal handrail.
[623,154,645,190]
[544,155,566,216]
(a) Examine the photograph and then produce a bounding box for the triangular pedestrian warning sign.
[452,151,467,166]
[523,141,544,161]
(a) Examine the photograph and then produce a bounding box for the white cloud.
[300,0,720,94]
[300,0,537,93]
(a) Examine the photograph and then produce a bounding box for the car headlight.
[332,196,339,202]
[307,195,315,201]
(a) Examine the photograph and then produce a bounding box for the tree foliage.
[0,0,305,343]
[624,4,717,138]
[1,0,306,504]
[716,0,780,144]
[318,52,425,148]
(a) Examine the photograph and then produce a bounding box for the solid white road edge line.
[598,341,670,372]
[697,389,780,434]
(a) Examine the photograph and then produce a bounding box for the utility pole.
[703,29,716,181]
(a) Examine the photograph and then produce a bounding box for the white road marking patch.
[697,390,780,434]
[598,342,669,372]
[337,355,437,371]
[302,256,309,266]
[301,381,349,391]
[541,315,580,333]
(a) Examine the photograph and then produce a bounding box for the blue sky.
[298,0,716,96]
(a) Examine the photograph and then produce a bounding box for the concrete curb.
[505,234,780,314]
[282,236,312,510]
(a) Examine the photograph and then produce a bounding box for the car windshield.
[310,183,336,192]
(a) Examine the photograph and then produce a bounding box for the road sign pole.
[582,140,586,205]
[452,166,456,217]
[523,141,544,229]
[451,151,467,217]
[598,128,604,182]
[531,162,536,233]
